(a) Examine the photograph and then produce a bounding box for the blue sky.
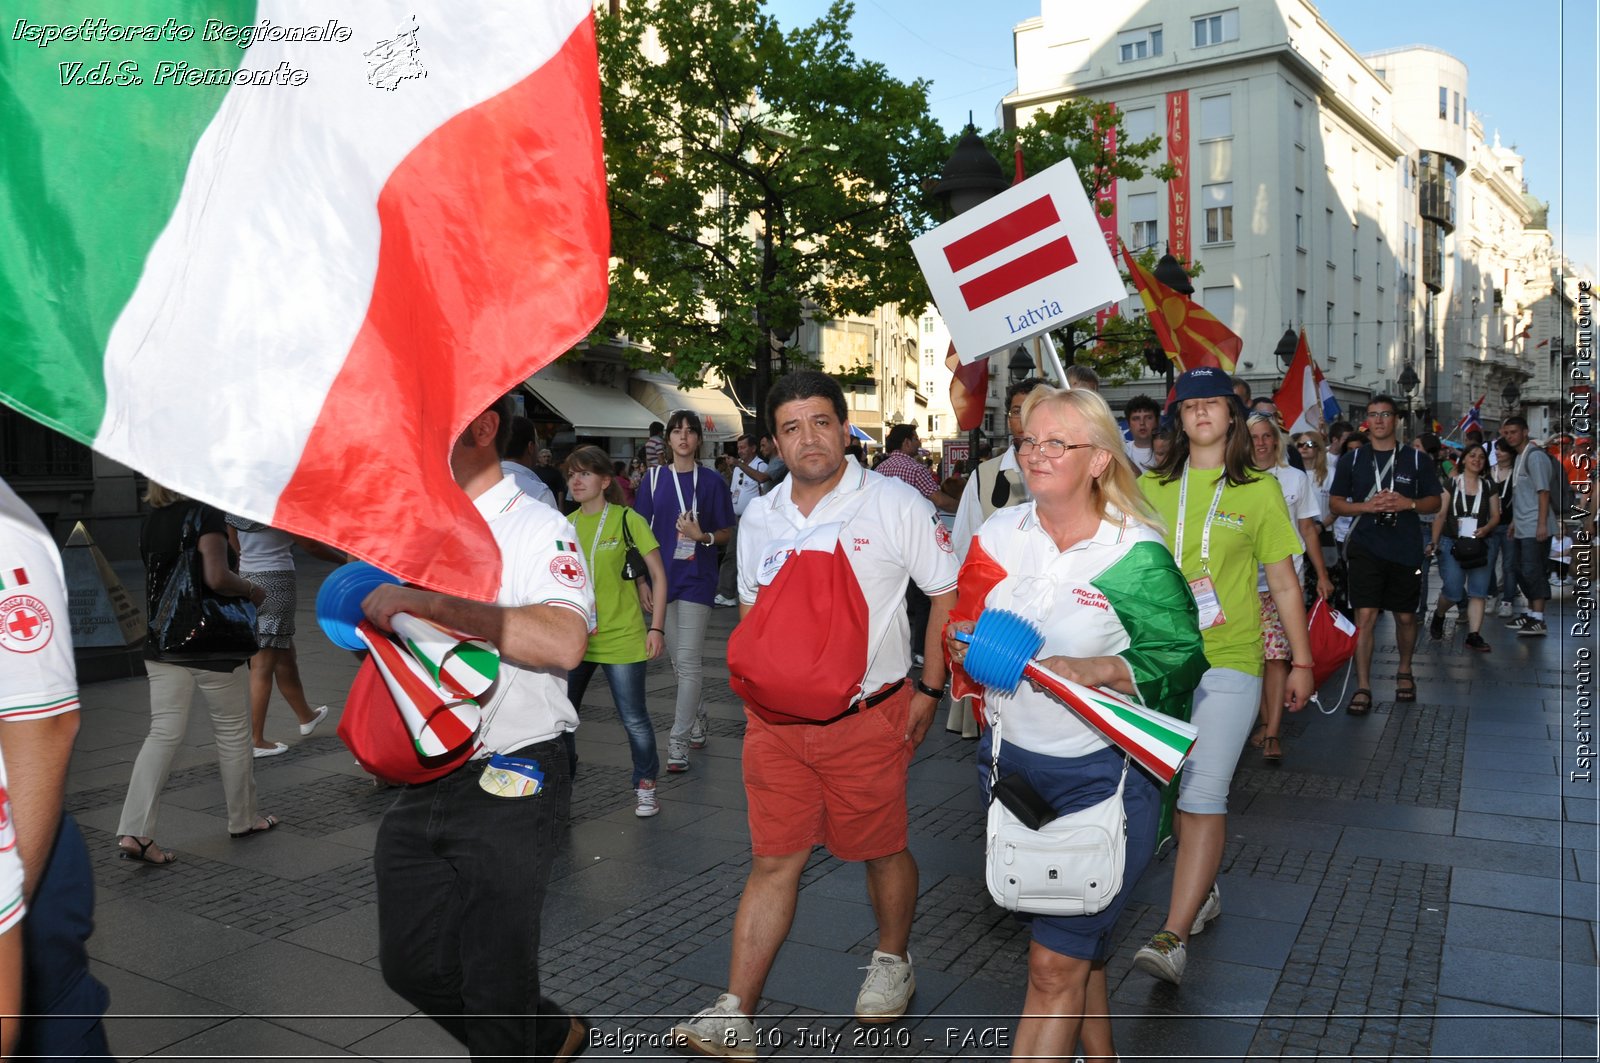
[765,0,1598,273]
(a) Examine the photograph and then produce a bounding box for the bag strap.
[621,507,637,549]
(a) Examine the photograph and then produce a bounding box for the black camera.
[1374,511,1400,528]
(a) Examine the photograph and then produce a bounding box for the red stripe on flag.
[272,18,609,601]
[362,622,446,711]
[943,196,1060,272]
[959,236,1078,310]
[9,569,25,588]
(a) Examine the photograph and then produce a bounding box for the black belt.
[835,679,906,722]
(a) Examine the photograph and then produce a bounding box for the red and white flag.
[0,2,609,600]
[1273,330,1341,434]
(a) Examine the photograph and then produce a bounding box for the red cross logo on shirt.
[549,555,588,590]
[0,595,52,654]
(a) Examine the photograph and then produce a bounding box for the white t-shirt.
[471,475,596,753]
[1124,440,1155,471]
[1257,464,1321,591]
[499,460,558,511]
[730,456,767,517]
[235,525,295,574]
[952,447,1027,563]
[739,457,958,693]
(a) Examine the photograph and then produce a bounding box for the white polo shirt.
[738,457,958,694]
[471,475,596,754]
[499,460,559,511]
[731,456,767,517]
[0,480,79,722]
[951,446,1027,563]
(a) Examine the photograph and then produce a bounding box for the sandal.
[118,836,177,866]
[1395,673,1417,703]
[230,814,279,839]
[1261,735,1283,763]
[1346,689,1373,716]
[1247,721,1267,749]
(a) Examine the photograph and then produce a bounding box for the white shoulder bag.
[985,712,1130,916]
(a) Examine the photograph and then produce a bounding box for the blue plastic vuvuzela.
[955,609,1046,694]
[315,561,402,651]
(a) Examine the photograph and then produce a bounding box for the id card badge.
[1456,517,1479,539]
[673,533,698,561]
[1188,575,1227,630]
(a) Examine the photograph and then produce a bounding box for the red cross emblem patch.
[549,555,587,590]
[0,594,53,654]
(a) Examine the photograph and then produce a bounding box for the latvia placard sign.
[912,159,1125,365]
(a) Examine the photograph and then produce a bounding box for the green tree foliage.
[596,0,946,413]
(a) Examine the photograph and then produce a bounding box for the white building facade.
[1003,0,1577,434]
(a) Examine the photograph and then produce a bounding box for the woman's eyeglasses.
[1296,441,1318,450]
[1017,438,1095,459]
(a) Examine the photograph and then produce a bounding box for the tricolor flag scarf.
[1272,329,1341,434]
[0,0,609,601]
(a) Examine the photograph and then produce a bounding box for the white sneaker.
[688,712,709,750]
[713,594,739,608]
[667,739,690,773]
[635,784,660,818]
[1497,600,1514,618]
[855,949,915,1023]
[1189,882,1222,936]
[1133,931,1187,985]
[253,742,287,759]
[669,993,755,1059]
[299,705,329,736]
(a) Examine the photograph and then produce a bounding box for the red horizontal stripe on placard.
[959,236,1078,310]
[943,196,1060,272]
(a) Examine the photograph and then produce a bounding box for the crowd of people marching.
[1,365,1589,1062]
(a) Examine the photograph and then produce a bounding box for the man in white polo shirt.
[669,372,957,1058]
[715,432,769,607]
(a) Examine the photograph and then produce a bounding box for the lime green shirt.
[1139,467,1301,676]
[569,505,660,664]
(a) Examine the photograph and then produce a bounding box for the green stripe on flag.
[453,643,498,685]
[1097,699,1193,748]
[0,1,254,441]
[404,637,444,685]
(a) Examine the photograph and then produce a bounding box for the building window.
[921,317,934,334]
[1439,86,1448,120]
[1326,303,1335,364]
[1123,106,1157,143]
[1324,209,1334,260]
[1295,188,1305,248]
[1352,312,1360,365]
[928,413,942,434]
[1199,94,1231,140]
[1128,191,1159,250]
[1297,288,1306,326]
[1452,90,1461,125]
[1202,285,1235,329]
[1192,10,1239,47]
[1293,100,1305,145]
[1202,183,1233,244]
[1117,25,1162,62]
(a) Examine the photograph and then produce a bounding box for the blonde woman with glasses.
[946,386,1206,1062]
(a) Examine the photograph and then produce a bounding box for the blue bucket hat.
[1164,366,1246,419]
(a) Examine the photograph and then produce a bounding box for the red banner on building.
[1166,90,1190,265]
[1094,109,1119,332]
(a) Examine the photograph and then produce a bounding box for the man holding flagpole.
[359,395,595,1061]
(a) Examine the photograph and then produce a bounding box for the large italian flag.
[0,0,608,600]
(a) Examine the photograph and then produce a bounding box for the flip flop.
[230,814,279,839]
[118,836,177,865]
[1346,689,1373,716]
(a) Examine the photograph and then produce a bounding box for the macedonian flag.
[1120,242,1241,374]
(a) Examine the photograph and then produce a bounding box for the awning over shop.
[629,372,745,443]
[523,377,659,437]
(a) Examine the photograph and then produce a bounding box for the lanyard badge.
[1174,466,1229,630]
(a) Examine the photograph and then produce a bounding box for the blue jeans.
[568,659,659,786]
[1512,537,1552,606]
[1438,536,1491,603]
[374,741,572,1059]
[1485,525,1510,598]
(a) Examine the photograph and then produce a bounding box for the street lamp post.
[931,123,1010,475]
[1501,383,1521,417]
[1398,362,1420,435]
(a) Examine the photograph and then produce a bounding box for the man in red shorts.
[668,371,958,1058]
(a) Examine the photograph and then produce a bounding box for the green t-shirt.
[569,504,660,664]
[1139,466,1301,676]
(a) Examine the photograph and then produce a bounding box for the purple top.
[633,464,735,606]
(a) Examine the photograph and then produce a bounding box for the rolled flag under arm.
[1023,664,1199,786]
[355,619,483,759]
[390,612,499,699]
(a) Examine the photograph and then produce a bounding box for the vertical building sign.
[1094,108,1120,331]
[1167,90,1190,265]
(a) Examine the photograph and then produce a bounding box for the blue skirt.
[977,733,1160,961]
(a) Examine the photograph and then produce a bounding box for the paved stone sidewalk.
[63,558,1598,1060]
